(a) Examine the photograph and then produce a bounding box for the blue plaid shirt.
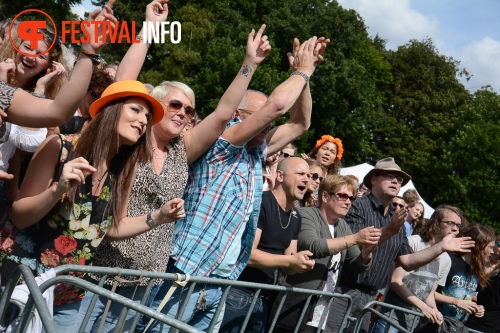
[171,119,265,279]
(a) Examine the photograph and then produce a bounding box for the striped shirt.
[337,193,413,290]
[171,118,264,279]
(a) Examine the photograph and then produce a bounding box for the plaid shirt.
[171,119,265,279]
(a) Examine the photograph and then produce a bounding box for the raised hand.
[35,61,66,94]
[159,198,186,223]
[441,234,475,253]
[287,37,330,69]
[355,226,382,247]
[246,24,271,66]
[387,205,408,235]
[55,157,97,194]
[0,58,16,83]
[145,0,168,23]
[83,0,117,54]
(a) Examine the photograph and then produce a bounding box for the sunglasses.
[280,151,294,158]
[38,28,62,46]
[309,173,323,182]
[163,99,195,119]
[335,192,356,202]
[89,90,102,100]
[393,203,406,209]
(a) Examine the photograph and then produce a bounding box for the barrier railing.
[1,265,483,333]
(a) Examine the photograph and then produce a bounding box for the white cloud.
[460,37,500,92]
[337,0,439,50]
[71,5,86,19]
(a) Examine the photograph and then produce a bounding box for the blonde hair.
[0,25,66,99]
[318,175,357,207]
[150,81,195,109]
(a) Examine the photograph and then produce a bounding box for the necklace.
[273,193,293,229]
[152,147,167,159]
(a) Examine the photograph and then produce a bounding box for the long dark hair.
[420,205,467,243]
[461,223,496,288]
[69,97,152,219]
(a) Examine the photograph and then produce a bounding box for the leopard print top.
[93,136,188,286]
[0,81,19,143]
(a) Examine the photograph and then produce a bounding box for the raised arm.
[114,0,168,81]
[7,3,116,127]
[397,234,474,271]
[183,24,271,164]
[222,37,323,146]
[266,37,329,156]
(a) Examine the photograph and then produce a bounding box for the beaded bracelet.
[79,50,103,66]
[344,236,349,250]
[32,92,46,99]
[146,212,158,229]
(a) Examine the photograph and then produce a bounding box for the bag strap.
[144,273,190,333]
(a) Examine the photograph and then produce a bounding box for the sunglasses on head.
[163,99,195,119]
[37,28,62,46]
[309,173,323,182]
[335,192,356,202]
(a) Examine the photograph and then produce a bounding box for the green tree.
[375,38,472,207]
[436,88,500,231]
[0,0,80,24]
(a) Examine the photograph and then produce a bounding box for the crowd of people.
[0,1,499,333]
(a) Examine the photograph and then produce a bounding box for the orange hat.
[89,80,164,125]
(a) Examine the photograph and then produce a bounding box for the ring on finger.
[4,59,9,63]
[71,167,75,173]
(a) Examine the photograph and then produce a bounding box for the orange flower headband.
[315,135,344,160]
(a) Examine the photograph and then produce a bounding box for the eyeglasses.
[441,220,462,229]
[89,90,102,100]
[379,173,404,184]
[308,173,323,182]
[162,100,195,119]
[335,192,356,202]
[393,203,406,209]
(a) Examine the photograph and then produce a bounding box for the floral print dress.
[0,134,112,305]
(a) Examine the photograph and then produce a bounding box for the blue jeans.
[53,301,82,333]
[144,265,226,333]
[219,288,267,333]
[370,317,399,333]
[72,283,149,333]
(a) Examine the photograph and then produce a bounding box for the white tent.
[340,163,434,218]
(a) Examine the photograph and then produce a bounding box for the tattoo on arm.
[240,65,252,77]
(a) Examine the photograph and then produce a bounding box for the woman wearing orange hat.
[0,80,185,332]
[303,135,344,176]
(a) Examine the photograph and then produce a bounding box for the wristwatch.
[146,212,158,229]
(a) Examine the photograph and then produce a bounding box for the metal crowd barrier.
[352,301,483,333]
[0,265,483,333]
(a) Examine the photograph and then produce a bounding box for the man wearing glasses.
[327,157,475,333]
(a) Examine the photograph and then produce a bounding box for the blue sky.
[72,0,500,92]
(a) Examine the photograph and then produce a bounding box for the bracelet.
[452,298,458,306]
[344,236,348,250]
[32,92,46,99]
[146,212,158,229]
[79,50,103,66]
[291,70,310,83]
[135,35,151,48]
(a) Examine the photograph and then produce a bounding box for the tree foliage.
[5,0,499,230]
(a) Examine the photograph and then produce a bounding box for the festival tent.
[340,163,434,218]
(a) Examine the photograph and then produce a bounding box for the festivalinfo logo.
[9,9,181,57]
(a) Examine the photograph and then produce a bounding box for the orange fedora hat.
[89,80,164,125]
